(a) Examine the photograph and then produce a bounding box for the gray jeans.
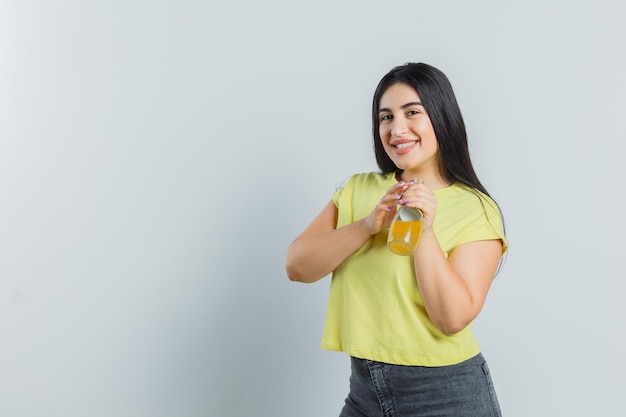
[339,353,502,417]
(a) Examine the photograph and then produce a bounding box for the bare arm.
[285,201,372,283]
[414,232,502,335]
[400,181,503,335]
[286,182,410,283]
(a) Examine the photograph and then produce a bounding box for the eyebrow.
[378,101,424,113]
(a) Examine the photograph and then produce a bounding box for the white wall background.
[1,0,624,416]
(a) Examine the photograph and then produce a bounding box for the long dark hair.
[372,62,490,197]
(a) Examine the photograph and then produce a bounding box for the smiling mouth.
[393,141,417,149]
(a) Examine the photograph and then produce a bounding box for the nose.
[391,116,408,136]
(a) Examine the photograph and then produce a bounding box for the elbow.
[285,260,312,283]
[285,263,303,282]
[285,248,303,282]
[285,261,326,284]
[285,245,302,282]
[429,304,482,336]
[432,318,472,336]
[286,246,321,283]
[438,324,466,336]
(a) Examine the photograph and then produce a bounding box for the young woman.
[286,62,507,416]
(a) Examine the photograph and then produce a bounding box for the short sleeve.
[332,176,352,207]
[457,195,508,255]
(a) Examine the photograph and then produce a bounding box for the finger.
[388,181,410,193]
[381,192,404,206]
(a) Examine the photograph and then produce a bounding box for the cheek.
[413,118,431,131]
[416,122,437,144]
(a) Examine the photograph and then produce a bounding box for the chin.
[393,161,417,171]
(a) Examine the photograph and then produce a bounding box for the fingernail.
[401,201,410,205]
[387,206,394,210]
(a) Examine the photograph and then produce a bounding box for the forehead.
[379,82,422,107]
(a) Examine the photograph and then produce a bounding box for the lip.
[390,139,419,155]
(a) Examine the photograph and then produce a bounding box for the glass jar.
[387,179,424,256]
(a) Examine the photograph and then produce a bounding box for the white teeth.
[395,142,415,149]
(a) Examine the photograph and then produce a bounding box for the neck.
[396,170,452,190]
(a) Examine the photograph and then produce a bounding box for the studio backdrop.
[0,1,624,416]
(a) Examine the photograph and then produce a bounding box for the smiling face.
[377,82,441,182]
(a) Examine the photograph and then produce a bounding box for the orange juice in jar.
[387,206,423,256]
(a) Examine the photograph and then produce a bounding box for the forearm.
[413,230,476,335]
[286,218,373,283]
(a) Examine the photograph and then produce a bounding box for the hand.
[396,180,437,232]
[361,181,411,235]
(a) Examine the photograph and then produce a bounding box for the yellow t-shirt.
[321,172,508,366]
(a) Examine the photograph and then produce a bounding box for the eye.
[407,109,421,116]
[379,113,392,122]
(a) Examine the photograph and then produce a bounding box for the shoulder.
[333,172,395,223]
[343,172,395,189]
[438,183,500,215]
[436,183,507,253]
